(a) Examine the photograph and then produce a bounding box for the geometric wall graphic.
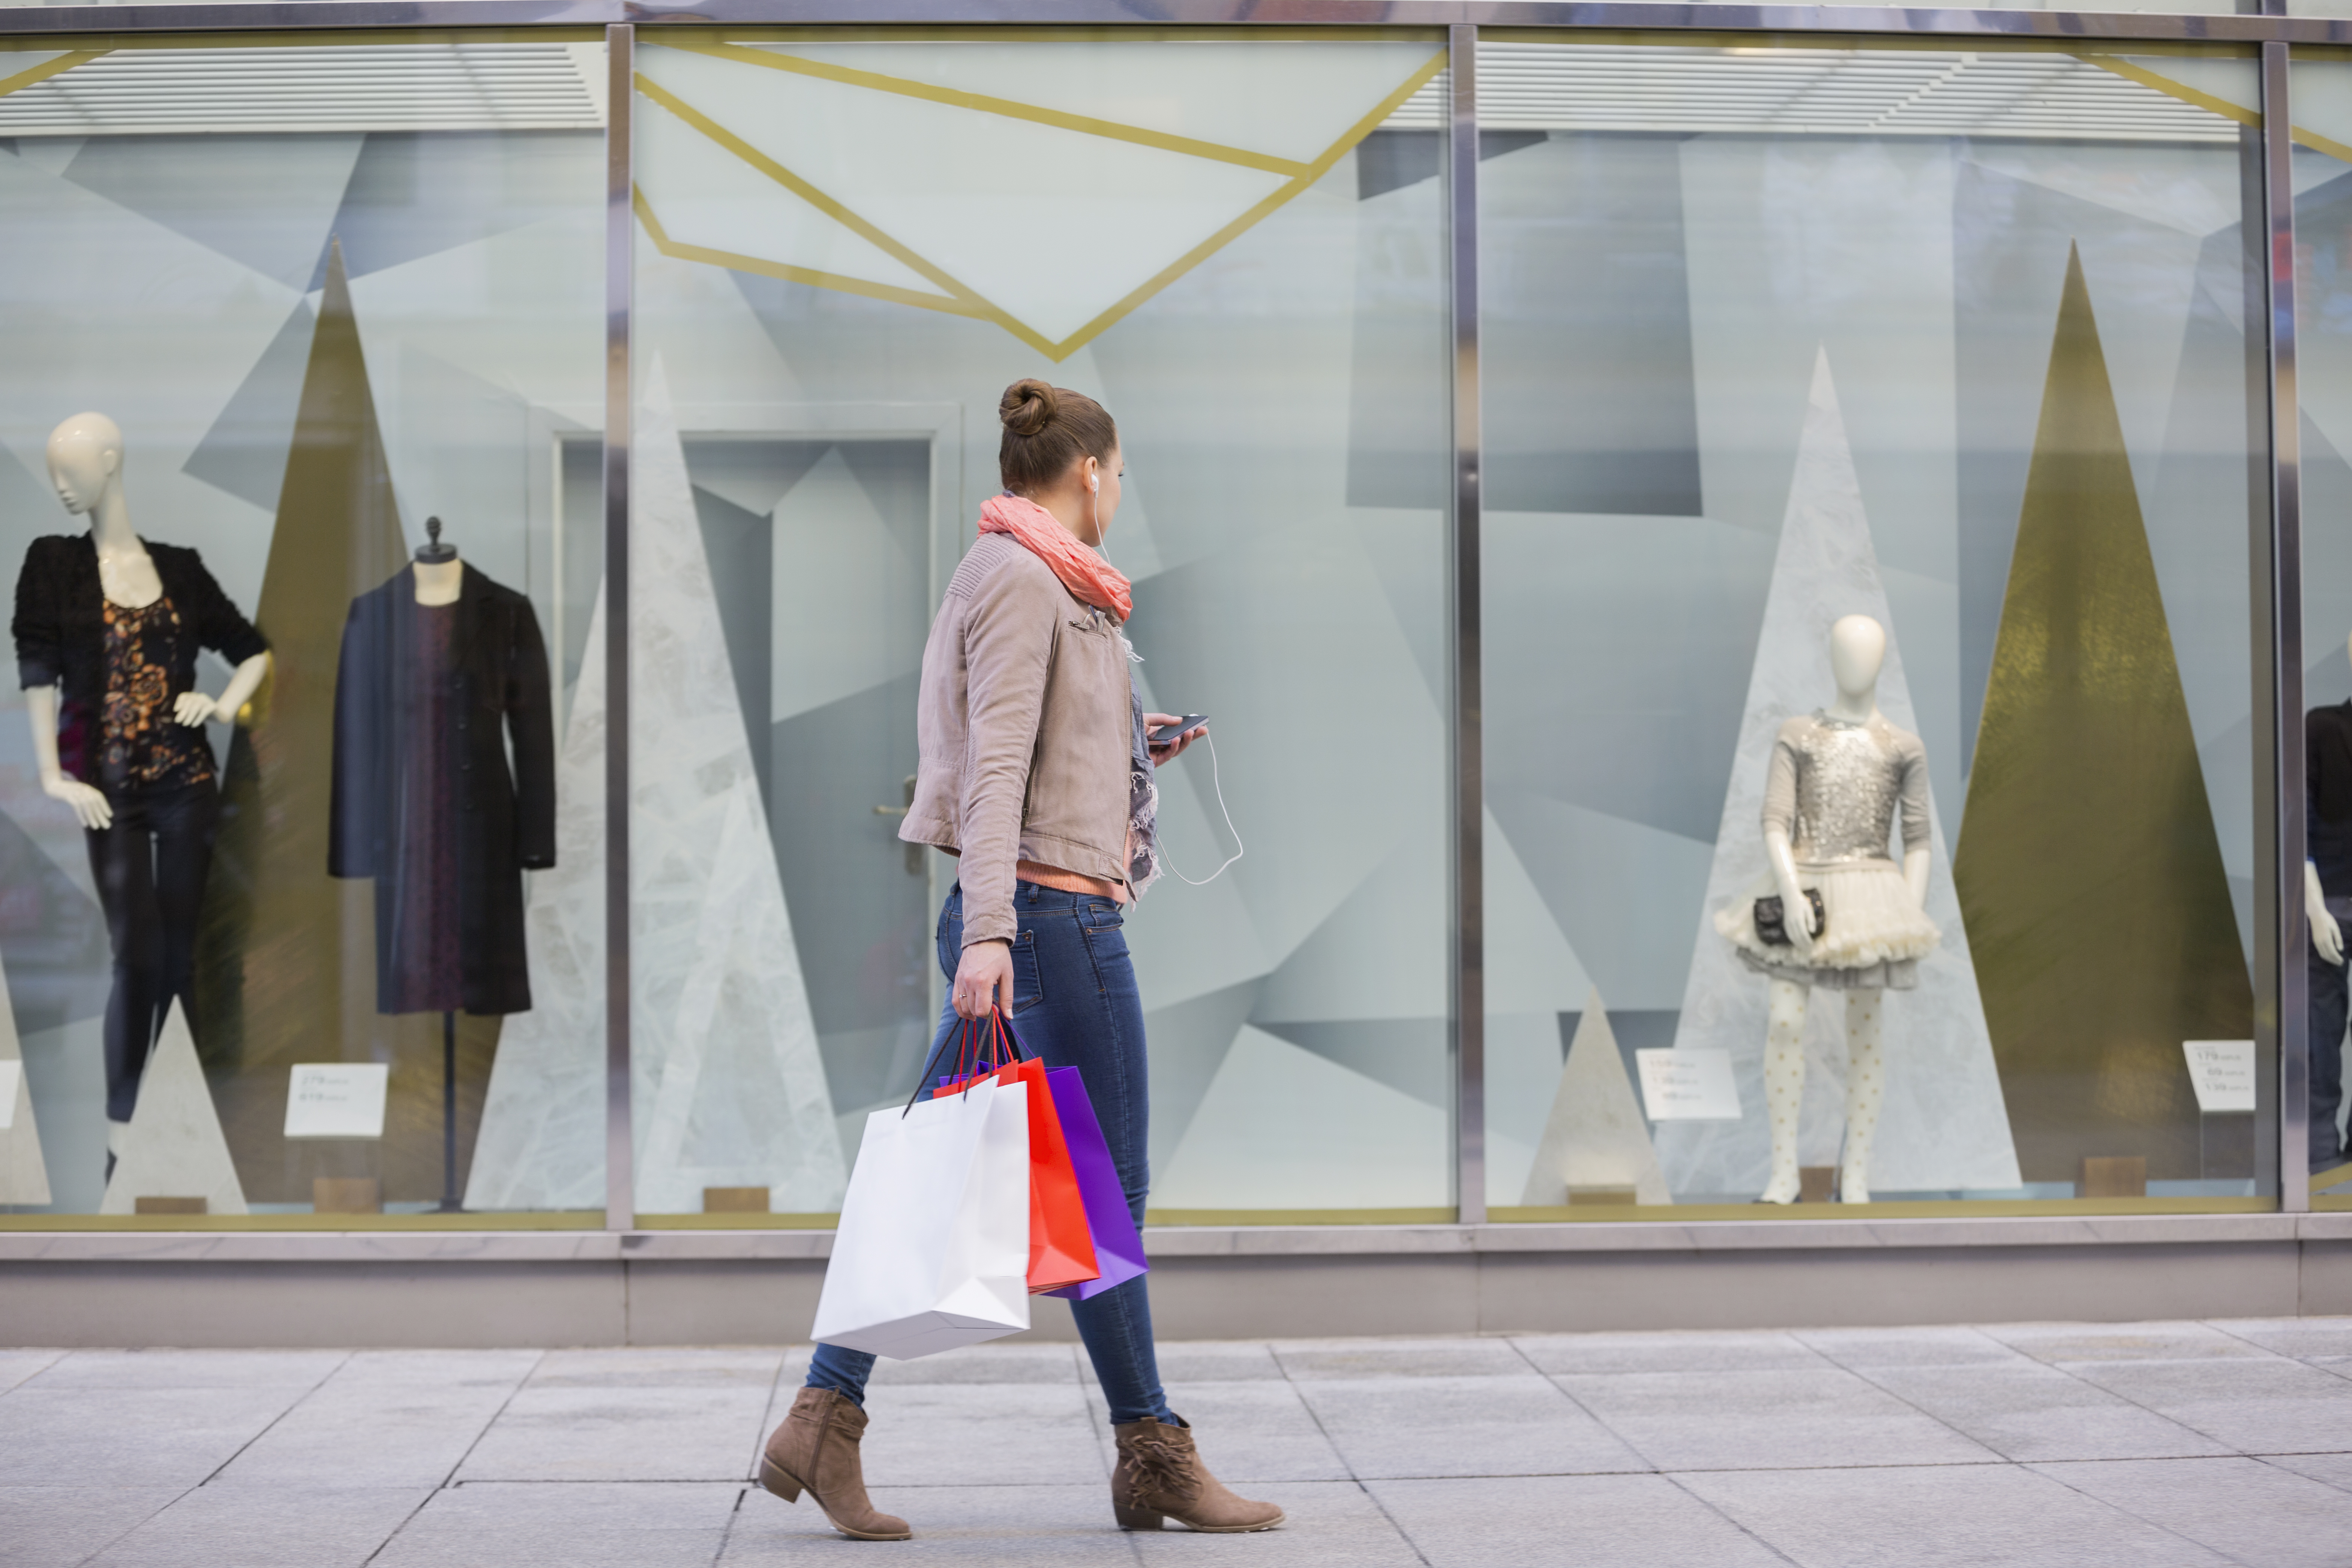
[632,38,1444,360]
[99,1001,246,1216]
[1520,988,1670,1207]
[1663,348,2020,1198]
[1953,244,2252,1185]
[182,298,318,515]
[468,362,846,1214]
[64,131,362,289]
[0,949,52,1206]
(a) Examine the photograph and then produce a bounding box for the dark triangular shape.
[1953,243,2252,1185]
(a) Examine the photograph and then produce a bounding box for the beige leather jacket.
[900,532,1133,947]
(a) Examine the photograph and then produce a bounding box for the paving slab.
[1980,1321,2278,1365]
[1678,1462,2240,1568]
[374,1481,738,1568]
[2053,1355,2352,1455]
[1855,1360,2233,1462]
[0,1486,188,1568]
[1553,1367,2001,1473]
[21,1349,349,1390]
[1270,1338,1532,1380]
[725,1481,1138,1564]
[2208,1317,2352,1361]
[1793,1326,2028,1370]
[1293,1373,1650,1478]
[83,1484,430,1568]
[455,1382,774,1482]
[0,1348,64,1393]
[1372,1472,1790,1568]
[0,1385,312,1487]
[856,1379,1107,1488]
[2032,1456,2352,1568]
[212,1365,528,1487]
[1516,1329,1830,1375]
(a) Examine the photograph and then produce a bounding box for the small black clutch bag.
[1754,889,1826,946]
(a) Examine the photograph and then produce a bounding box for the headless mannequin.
[1756,615,1932,1205]
[32,415,268,832]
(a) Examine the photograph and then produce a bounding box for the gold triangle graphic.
[1952,243,2252,1186]
[195,239,501,1205]
[636,46,1446,362]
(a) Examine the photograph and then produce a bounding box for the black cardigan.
[13,533,268,710]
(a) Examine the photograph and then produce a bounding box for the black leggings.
[86,782,220,1123]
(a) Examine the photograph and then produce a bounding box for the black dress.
[328,563,556,1017]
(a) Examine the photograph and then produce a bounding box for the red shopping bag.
[934,1012,1101,1295]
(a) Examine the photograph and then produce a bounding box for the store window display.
[14,412,267,1183]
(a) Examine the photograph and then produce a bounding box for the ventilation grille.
[0,43,605,134]
[1382,46,2235,142]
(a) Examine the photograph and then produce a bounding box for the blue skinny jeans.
[806,880,1177,1426]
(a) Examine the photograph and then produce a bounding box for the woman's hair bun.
[1000,378,1058,438]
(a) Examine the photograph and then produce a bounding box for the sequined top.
[1761,711,1930,865]
[92,594,215,793]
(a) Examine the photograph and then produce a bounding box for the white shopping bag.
[810,1075,1031,1359]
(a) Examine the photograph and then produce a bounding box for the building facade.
[1,2,2348,1343]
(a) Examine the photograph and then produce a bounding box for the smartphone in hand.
[1150,714,1208,745]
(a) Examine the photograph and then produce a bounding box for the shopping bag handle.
[897,1008,1035,1117]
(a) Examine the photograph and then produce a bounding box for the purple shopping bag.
[1039,1066,1148,1301]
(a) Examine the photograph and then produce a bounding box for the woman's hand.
[952,939,1016,1019]
[44,774,112,831]
[1145,712,1206,766]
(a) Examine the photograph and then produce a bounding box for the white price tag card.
[284,1064,390,1140]
[2182,1040,2256,1115]
[1635,1049,1743,1121]
[0,1060,17,1130]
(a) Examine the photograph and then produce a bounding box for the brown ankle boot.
[1113,1417,1284,1533]
[760,1387,912,1541]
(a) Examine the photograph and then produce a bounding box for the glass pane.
[1481,40,2272,1217]
[0,37,609,1226]
[626,31,1455,1224]
[2295,51,2352,1211]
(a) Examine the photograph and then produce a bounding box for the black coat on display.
[329,562,556,1016]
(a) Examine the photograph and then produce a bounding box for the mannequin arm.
[24,686,111,830]
[1904,845,1930,909]
[1764,826,1818,938]
[174,651,268,727]
[2310,861,2344,967]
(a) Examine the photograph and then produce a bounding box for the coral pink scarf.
[978,492,1131,622]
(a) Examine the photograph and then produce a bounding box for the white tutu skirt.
[1714,858,1940,991]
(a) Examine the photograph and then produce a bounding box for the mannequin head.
[46,412,124,518]
[1830,614,1887,701]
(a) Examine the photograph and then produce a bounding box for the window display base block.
[2082,1156,2149,1199]
[315,1178,382,1214]
[1799,1166,1838,1204]
[703,1186,770,1213]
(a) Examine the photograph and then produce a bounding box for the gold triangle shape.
[1952,243,2252,1186]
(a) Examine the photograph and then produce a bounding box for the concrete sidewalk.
[4,1320,2352,1566]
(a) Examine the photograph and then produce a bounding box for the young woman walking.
[758,379,1282,1543]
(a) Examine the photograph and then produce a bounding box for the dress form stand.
[415,518,464,1214]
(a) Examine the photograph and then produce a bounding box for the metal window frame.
[0,0,2317,1232]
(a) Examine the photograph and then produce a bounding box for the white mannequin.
[1757,615,1930,1205]
[31,414,268,833]
[2310,630,2351,969]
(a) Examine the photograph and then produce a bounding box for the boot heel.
[758,1457,803,1504]
[1116,1506,1166,1531]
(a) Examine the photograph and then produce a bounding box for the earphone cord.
[1158,729,1244,887]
